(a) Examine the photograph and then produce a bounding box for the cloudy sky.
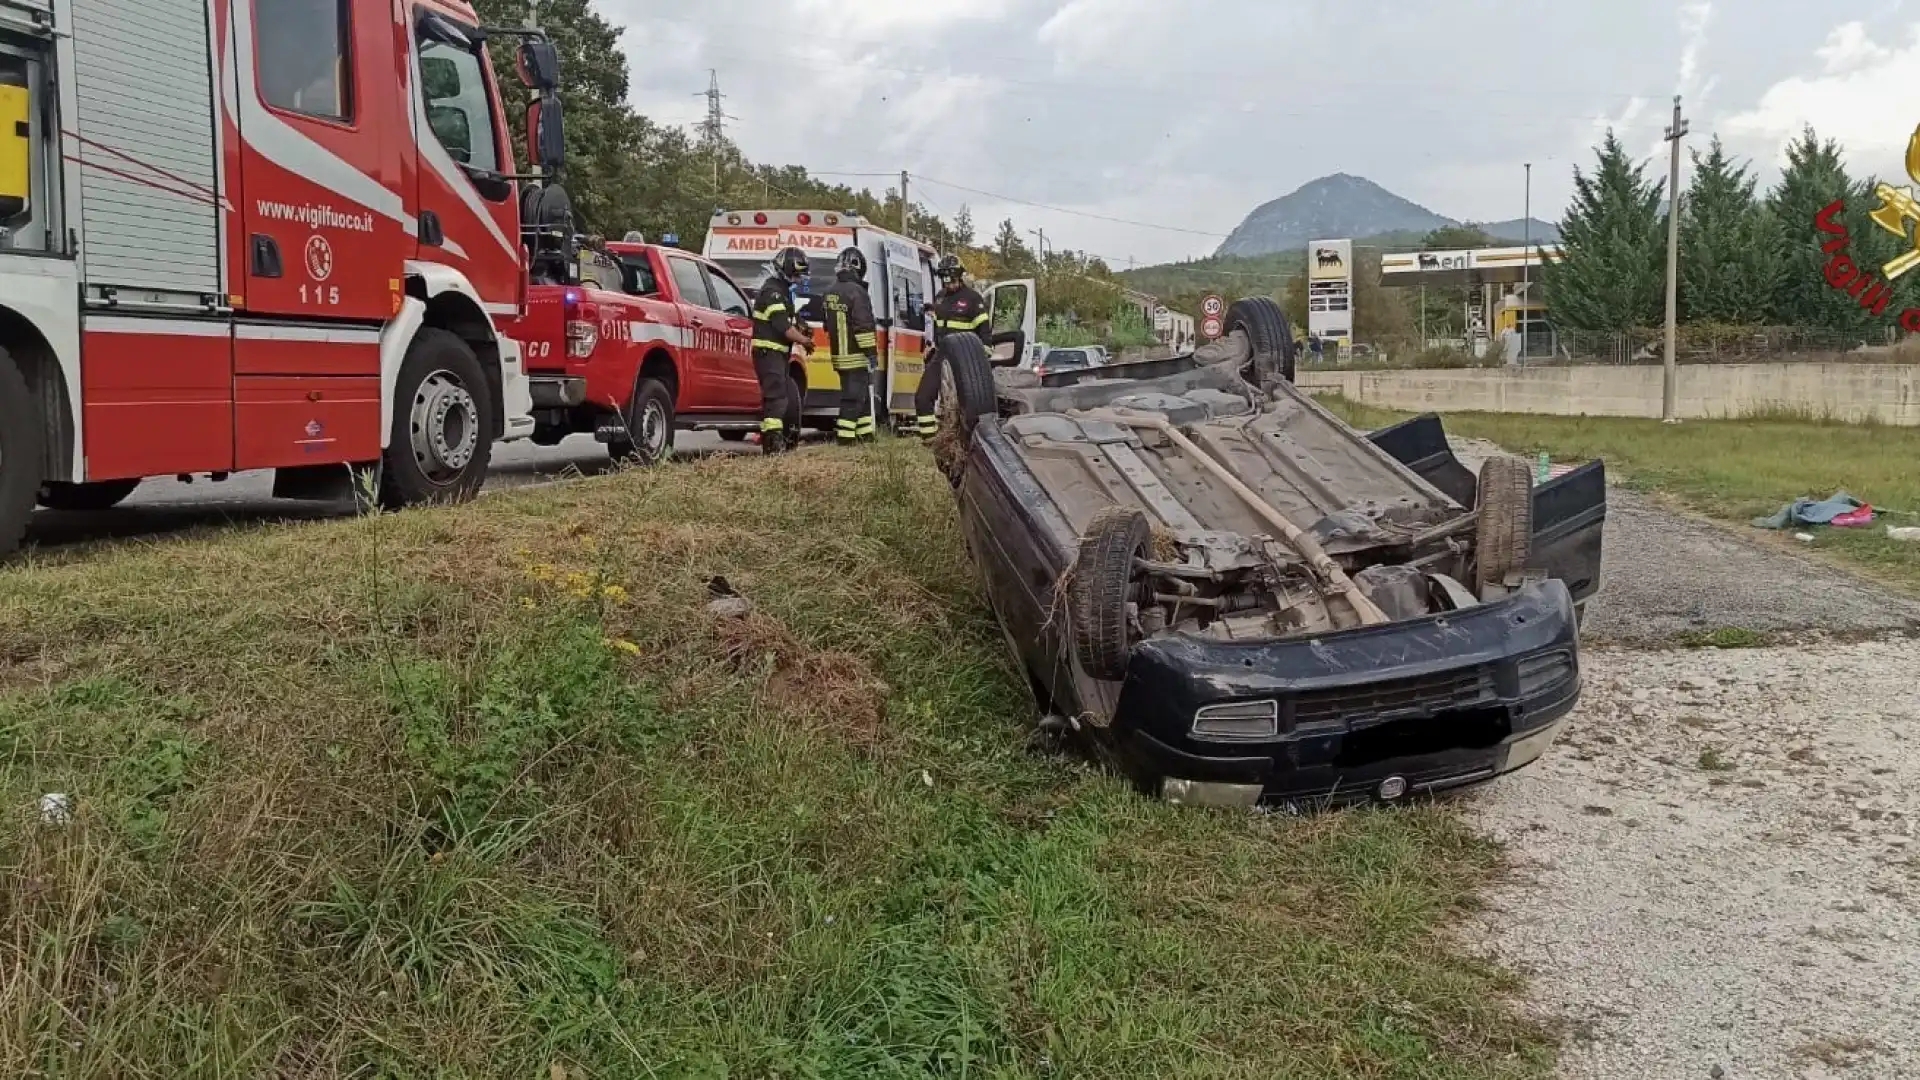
[597,0,1919,265]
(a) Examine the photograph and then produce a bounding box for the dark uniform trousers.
[750,278,801,450]
[822,276,880,444]
[918,285,990,437]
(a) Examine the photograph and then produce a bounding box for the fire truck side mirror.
[526,98,564,173]
[517,40,561,92]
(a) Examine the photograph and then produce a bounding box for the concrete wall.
[1297,363,1920,426]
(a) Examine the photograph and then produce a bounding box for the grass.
[1673,628,1771,650]
[1318,394,1920,594]
[0,442,1551,1078]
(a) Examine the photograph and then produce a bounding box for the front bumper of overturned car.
[1105,579,1583,809]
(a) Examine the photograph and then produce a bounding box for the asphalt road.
[21,432,742,554]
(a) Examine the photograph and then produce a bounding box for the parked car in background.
[1033,346,1109,377]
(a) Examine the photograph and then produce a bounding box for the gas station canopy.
[1378,245,1563,288]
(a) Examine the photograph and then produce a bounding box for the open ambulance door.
[984,279,1037,367]
[878,244,932,423]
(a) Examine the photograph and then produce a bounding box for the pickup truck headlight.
[1192,699,1279,741]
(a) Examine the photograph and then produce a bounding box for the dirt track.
[1453,440,1920,1079]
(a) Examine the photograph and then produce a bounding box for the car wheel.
[1225,297,1297,388]
[934,333,996,483]
[1068,507,1153,681]
[379,328,494,510]
[1473,455,1534,593]
[611,377,676,466]
[37,479,141,512]
[0,349,41,560]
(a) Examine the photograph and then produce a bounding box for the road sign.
[1201,315,1223,339]
[1201,295,1224,318]
[1152,305,1172,331]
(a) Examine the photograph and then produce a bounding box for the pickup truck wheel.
[934,334,996,483]
[0,349,41,560]
[1068,507,1153,681]
[38,479,140,512]
[1473,454,1534,592]
[610,378,676,466]
[379,328,494,510]
[1226,297,1297,387]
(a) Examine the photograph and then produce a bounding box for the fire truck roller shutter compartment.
[70,0,221,298]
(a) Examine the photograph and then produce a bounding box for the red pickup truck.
[508,241,804,462]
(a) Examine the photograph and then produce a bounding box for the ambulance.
[702,209,1035,430]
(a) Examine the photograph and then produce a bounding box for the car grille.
[1292,668,1495,727]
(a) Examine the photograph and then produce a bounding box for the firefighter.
[915,254,990,439]
[822,247,880,445]
[750,247,813,454]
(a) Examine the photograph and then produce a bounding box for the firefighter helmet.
[836,247,868,280]
[935,254,965,283]
[774,246,810,283]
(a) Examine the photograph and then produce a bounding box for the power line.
[910,173,1227,238]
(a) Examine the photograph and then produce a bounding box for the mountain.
[1216,174,1452,258]
[1213,174,1563,258]
[1482,217,1562,245]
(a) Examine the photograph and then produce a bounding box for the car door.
[699,262,762,410]
[664,254,730,409]
[985,279,1038,365]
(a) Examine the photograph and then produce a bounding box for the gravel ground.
[1447,437,1920,645]
[1447,437,1920,1079]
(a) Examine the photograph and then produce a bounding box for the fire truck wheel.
[379,328,494,510]
[37,480,140,512]
[609,377,676,466]
[0,349,40,559]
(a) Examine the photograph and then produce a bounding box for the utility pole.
[1521,162,1531,363]
[1662,95,1688,423]
[1029,227,1047,265]
[900,170,910,235]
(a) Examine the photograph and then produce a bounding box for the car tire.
[1069,507,1153,681]
[1225,297,1297,387]
[934,333,996,482]
[38,479,141,512]
[1473,454,1534,593]
[0,349,41,560]
[610,377,676,466]
[379,328,495,510]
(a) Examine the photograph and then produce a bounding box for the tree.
[993,219,1037,276]
[1766,127,1914,332]
[1678,138,1780,324]
[952,205,976,249]
[1540,131,1665,334]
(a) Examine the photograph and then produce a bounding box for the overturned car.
[933,299,1606,809]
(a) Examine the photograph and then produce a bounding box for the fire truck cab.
[0,0,565,558]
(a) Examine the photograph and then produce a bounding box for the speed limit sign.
[1201,316,1224,339]
[1201,295,1224,318]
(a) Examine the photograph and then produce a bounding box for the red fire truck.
[510,238,798,462]
[0,0,566,559]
